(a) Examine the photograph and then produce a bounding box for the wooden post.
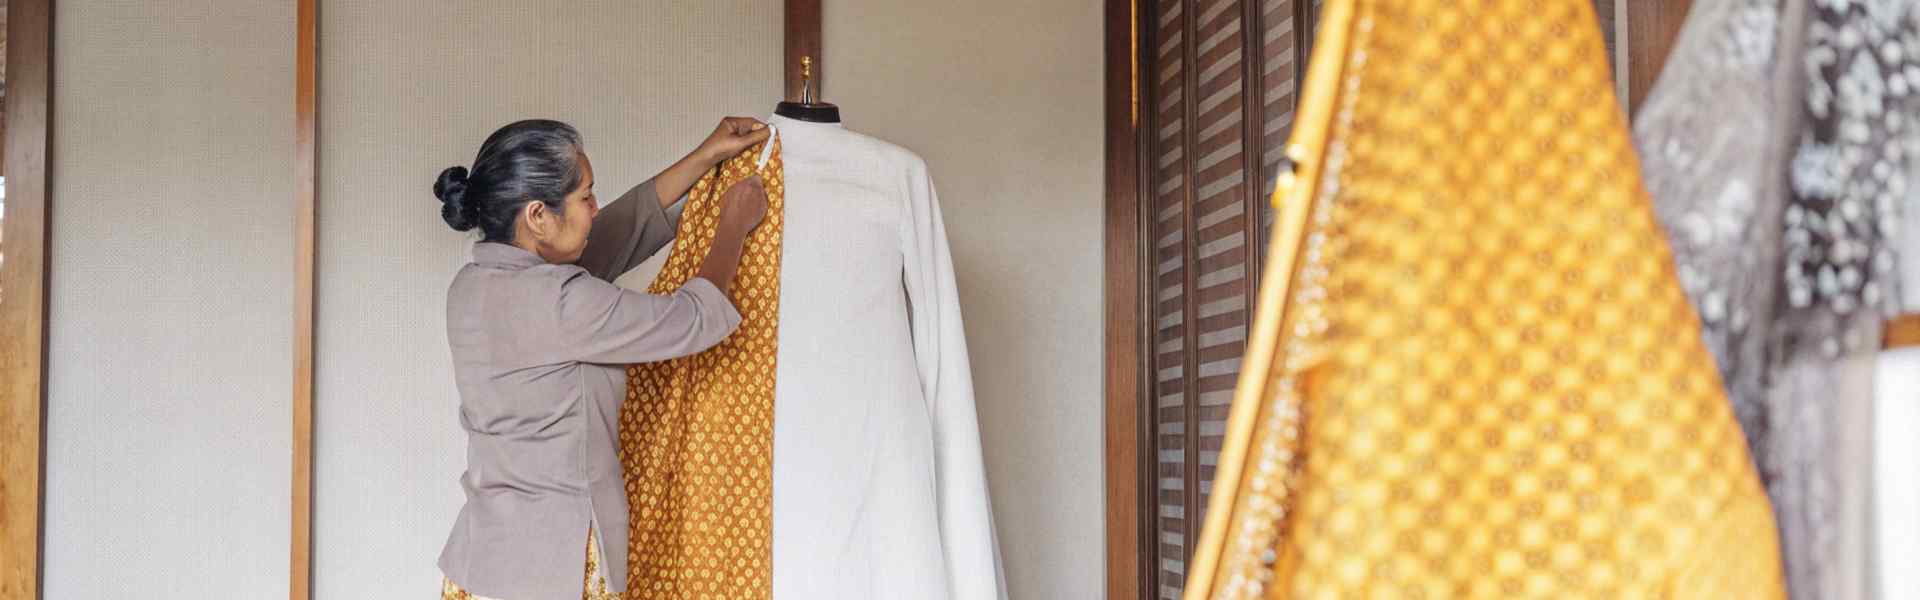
[0,0,53,597]
[1625,0,1691,115]
[1887,314,1920,350]
[785,0,823,102]
[291,0,317,598]
[1103,0,1144,598]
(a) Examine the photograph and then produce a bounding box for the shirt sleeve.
[555,268,741,365]
[898,162,1009,600]
[577,178,686,281]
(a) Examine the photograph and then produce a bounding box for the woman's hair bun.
[434,165,478,232]
[434,120,585,241]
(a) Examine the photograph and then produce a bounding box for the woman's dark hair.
[433,119,585,242]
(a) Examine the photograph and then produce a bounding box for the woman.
[431,117,771,600]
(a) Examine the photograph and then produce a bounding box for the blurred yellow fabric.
[1183,1,1787,598]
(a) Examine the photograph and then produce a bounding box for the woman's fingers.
[728,175,764,197]
[721,116,766,135]
[717,175,769,235]
[699,117,773,165]
[723,117,771,146]
[743,126,772,145]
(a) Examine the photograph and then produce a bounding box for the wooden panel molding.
[291,0,316,597]
[0,0,52,597]
[784,0,822,102]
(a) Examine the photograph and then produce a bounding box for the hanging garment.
[621,134,784,599]
[1878,245,1920,598]
[762,115,1004,600]
[440,528,620,600]
[1874,344,1920,598]
[1633,0,1917,596]
[1765,3,1913,597]
[1632,0,1808,464]
[1182,1,1786,598]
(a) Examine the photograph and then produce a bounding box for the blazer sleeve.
[578,178,685,281]
[899,161,1009,600]
[554,268,741,365]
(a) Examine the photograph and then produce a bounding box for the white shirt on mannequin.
[618,114,1007,600]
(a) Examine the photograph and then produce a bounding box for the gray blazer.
[437,179,739,600]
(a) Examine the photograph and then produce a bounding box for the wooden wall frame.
[1888,314,1920,350]
[1102,0,1145,598]
[1624,0,1690,114]
[785,0,822,101]
[0,0,53,597]
[290,0,317,598]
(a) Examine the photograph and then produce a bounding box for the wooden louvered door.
[1135,0,1316,597]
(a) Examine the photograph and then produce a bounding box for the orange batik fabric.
[619,136,783,600]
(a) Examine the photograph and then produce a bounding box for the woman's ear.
[522,200,551,240]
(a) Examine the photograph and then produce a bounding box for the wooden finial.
[801,56,816,104]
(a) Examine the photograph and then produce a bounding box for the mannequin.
[768,112,1003,599]
[617,114,1006,599]
[774,57,841,124]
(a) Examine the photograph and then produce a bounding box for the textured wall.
[313,2,778,597]
[822,1,1107,597]
[41,1,1098,597]
[44,0,295,597]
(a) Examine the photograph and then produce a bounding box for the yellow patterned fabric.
[1183,1,1786,599]
[440,528,619,600]
[619,138,783,599]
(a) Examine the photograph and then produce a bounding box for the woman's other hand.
[717,175,769,237]
[697,174,769,296]
[696,117,771,166]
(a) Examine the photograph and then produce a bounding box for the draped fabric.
[439,529,620,600]
[1182,0,1786,598]
[620,138,784,599]
[1633,0,1916,596]
[613,115,1006,599]
[1633,0,1808,466]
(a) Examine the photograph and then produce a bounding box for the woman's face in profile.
[534,151,601,264]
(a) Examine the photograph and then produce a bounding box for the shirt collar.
[471,242,548,269]
[768,113,844,130]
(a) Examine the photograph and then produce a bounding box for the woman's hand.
[697,175,769,297]
[648,117,773,210]
[695,117,772,167]
[716,175,770,237]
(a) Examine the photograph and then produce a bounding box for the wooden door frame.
[0,0,55,598]
[1103,0,1146,598]
[785,0,822,102]
[290,0,318,598]
[1624,0,1691,114]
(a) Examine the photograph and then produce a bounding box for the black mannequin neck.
[775,101,841,123]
